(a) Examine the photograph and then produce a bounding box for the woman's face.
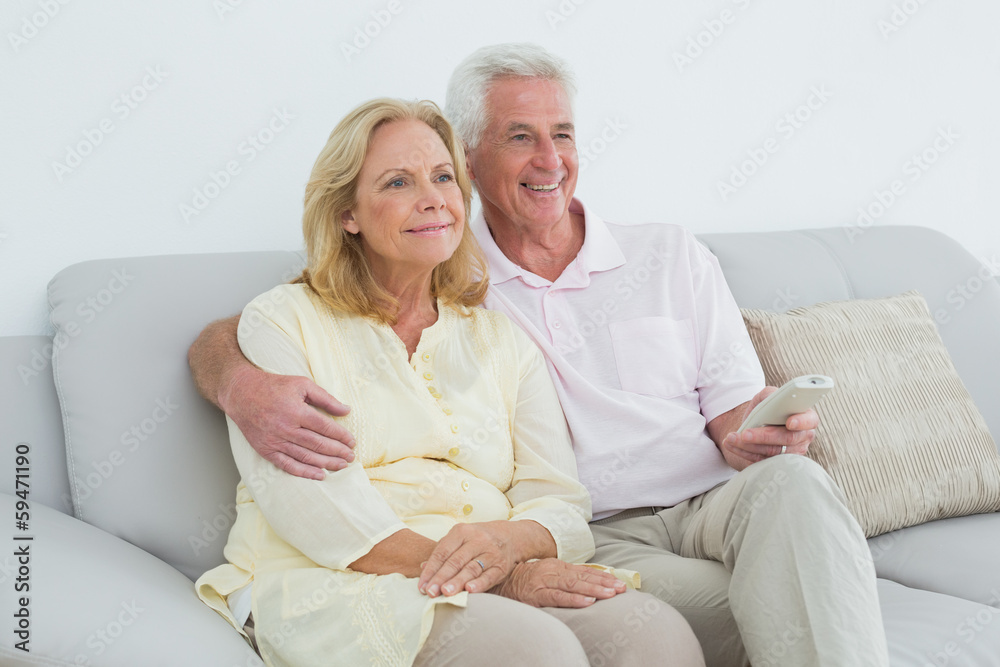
[342,119,465,283]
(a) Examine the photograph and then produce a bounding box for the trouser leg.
[414,590,706,667]
[413,593,588,667]
[681,455,890,667]
[592,524,748,667]
[543,590,706,667]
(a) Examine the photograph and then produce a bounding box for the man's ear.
[341,209,360,235]
[463,143,477,183]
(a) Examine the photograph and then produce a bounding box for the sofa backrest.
[698,225,1000,446]
[48,251,303,580]
[37,225,1000,582]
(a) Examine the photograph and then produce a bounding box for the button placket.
[544,289,565,336]
[417,350,452,414]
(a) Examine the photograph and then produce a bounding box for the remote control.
[737,375,834,433]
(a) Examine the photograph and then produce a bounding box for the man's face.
[466,77,578,234]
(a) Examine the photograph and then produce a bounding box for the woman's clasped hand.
[416,520,626,604]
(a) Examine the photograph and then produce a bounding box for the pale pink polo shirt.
[473,199,765,519]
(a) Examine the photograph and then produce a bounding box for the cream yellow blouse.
[196,284,595,667]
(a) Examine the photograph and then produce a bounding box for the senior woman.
[196,98,704,667]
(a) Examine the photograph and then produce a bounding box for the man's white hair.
[445,42,577,149]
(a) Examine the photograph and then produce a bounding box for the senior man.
[189,44,889,666]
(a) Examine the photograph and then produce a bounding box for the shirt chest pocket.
[609,316,698,399]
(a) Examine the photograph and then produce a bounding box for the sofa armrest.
[0,336,71,515]
[0,493,262,666]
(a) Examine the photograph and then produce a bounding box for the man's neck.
[487,210,586,283]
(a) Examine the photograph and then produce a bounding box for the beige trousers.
[413,590,705,666]
[591,455,890,667]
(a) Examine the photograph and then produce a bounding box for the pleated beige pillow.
[742,290,1000,537]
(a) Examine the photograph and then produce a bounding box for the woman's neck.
[374,267,438,360]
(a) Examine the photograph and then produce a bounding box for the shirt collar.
[471,198,626,288]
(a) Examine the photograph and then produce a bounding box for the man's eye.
[512,134,529,141]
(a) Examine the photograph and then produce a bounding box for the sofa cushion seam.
[801,230,856,300]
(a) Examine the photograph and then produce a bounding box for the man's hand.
[709,387,818,471]
[188,315,356,480]
[492,559,626,608]
[417,520,556,597]
[221,363,356,480]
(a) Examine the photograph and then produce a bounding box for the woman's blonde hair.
[299,98,489,324]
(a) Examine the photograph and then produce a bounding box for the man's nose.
[532,136,562,171]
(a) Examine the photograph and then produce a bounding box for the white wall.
[3,0,998,336]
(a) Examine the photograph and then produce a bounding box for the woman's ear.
[341,209,360,235]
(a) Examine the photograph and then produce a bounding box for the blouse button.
[463,504,473,516]
[427,386,437,395]
[431,391,442,399]
[423,371,434,381]
[461,480,470,492]
[450,424,460,434]
[442,407,453,415]
[448,446,460,458]
[421,352,431,362]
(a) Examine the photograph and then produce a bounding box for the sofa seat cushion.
[870,512,1000,607]
[742,291,1000,537]
[878,578,1000,666]
[0,493,262,666]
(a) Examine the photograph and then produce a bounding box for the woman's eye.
[436,173,453,183]
[388,178,405,187]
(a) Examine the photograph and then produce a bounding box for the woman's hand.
[493,559,627,608]
[418,520,557,597]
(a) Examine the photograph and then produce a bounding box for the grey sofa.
[2,225,999,666]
